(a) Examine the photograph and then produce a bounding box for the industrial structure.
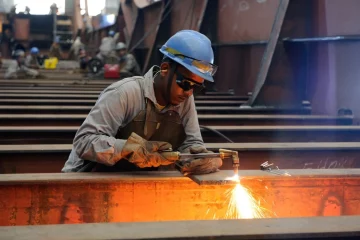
[1,0,360,239]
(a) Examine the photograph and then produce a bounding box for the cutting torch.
[160,148,240,175]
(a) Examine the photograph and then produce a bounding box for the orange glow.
[209,174,271,219]
[225,175,267,219]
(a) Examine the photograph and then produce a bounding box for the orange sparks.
[223,174,268,219]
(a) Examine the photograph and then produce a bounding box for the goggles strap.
[166,63,177,104]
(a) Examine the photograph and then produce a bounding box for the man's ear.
[160,62,170,77]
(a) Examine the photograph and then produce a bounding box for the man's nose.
[184,89,193,97]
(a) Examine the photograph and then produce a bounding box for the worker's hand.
[180,146,223,176]
[121,132,174,168]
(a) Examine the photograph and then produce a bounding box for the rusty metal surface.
[248,0,315,108]
[248,0,289,106]
[215,44,265,95]
[14,18,30,41]
[120,0,139,45]
[170,0,207,34]
[2,143,360,173]
[141,2,164,72]
[217,0,279,42]
[2,170,360,225]
[2,216,360,240]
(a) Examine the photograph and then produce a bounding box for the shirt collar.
[142,66,181,112]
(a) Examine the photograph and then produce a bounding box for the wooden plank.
[3,125,360,144]
[0,114,352,126]
[2,143,360,173]
[1,216,360,240]
[0,105,311,115]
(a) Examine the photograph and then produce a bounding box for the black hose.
[200,125,234,143]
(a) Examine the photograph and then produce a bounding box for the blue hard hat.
[108,30,115,37]
[159,30,217,82]
[30,47,39,54]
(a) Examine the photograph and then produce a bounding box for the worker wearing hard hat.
[97,30,119,62]
[62,30,222,175]
[49,36,63,59]
[25,47,40,69]
[5,50,39,79]
[115,42,141,77]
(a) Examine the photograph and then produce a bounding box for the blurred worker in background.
[62,30,222,175]
[50,3,58,15]
[78,48,90,72]
[69,36,85,60]
[97,30,119,63]
[5,50,39,79]
[49,36,63,60]
[115,42,141,77]
[25,47,41,69]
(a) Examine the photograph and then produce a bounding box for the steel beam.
[3,125,360,145]
[1,216,360,240]
[2,170,360,226]
[0,114,352,126]
[2,143,360,173]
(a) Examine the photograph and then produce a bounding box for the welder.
[25,47,41,69]
[97,30,119,63]
[115,42,141,77]
[62,30,222,175]
[49,36,63,60]
[5,50,39,79]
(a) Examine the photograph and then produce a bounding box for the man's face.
[117,49,127,58]
[169,65,204,105]
[17,56,25,64]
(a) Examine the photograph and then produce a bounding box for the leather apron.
[93,82,186,172]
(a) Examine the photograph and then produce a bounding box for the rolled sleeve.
[73,87,128,166]
[178,95,205,153]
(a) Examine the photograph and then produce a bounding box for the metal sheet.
[1,216,360,240]
[141,2,164,71]
[215,45,265,95]
[0,113,352,127]
[14,18,30,41]
[308,1,360,119]
[2,170,360,225]
[1,143,360,173]
[120,0,139,44]
[4,125,360,145]
[170,0,207,34]
[217,0,279,42]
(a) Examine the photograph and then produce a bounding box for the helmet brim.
[160,48,214,82]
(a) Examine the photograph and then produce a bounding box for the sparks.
[224,174,267,219]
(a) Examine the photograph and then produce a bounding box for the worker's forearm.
[74,134,126,166]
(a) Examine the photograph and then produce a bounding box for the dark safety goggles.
[175,71,205,92]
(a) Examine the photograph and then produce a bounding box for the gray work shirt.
[62,66,205,172]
